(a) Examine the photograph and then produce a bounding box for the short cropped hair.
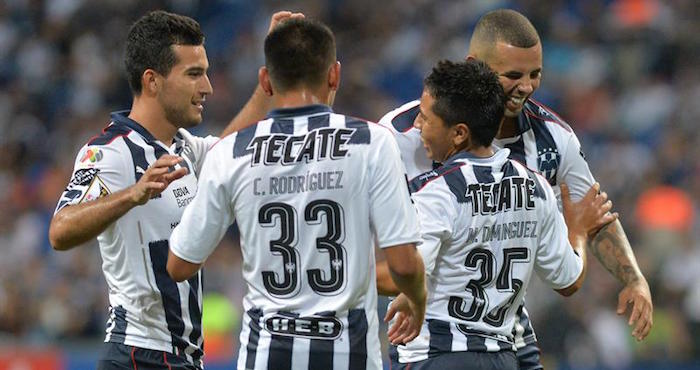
[471,9,540,49]
[264,18,336,93]
[125,10,204,95]
[424,60,506,147]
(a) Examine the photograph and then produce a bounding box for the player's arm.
[560,135,652,339]
[49,155,186,250]
[220,11,304,136]
[168,144,234,282]
[554,182,615,295]
[167,251,201,282]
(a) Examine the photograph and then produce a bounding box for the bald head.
[469,9,540,60]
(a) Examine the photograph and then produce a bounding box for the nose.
[201,74,213,95]
[413,115,423,130]
[516,78,534,95]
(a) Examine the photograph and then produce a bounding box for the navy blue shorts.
[96,342,199,370]
[516,342,543,370]
[390,350,517,370]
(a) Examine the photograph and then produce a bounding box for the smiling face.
[414,89,456,163]
[482,41,542,118]
[156,44,213,128]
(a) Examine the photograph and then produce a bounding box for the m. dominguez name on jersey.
[466,177,537,215]
[246,128,355,166]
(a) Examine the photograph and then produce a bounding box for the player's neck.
[495,116,519,139]
[272,88,331,110]
[129,98,177,145]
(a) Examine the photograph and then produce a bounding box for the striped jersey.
[54,111,218,368]
[378,99,596,204]
[397,149,583,363]
[169,104,421,370]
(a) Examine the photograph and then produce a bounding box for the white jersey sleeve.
[368,127,422,248]
[54,144,128,214]
[170,137,234,264]
[534,176,583,289]
[411,181,456,275]
[556,133,596,203]
[176,128,219,177]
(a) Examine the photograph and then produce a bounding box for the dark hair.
[264,18,336,93]
[424,59,506,147]
[471,9,539,49]
[124,10,204,94]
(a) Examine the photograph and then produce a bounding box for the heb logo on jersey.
[246,128,355,166]
[265,315,343,340]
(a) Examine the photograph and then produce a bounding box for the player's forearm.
[376,260,400,296]
[220,85,271,137]
[389,253,426,306]
[589,219,645,286]
[557,233,588,296]
[49,188,139,250]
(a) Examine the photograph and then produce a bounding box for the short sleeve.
[176,128,219,177]
[411,183,455,275]
[556,133,596,203]
[534,180,583,289]
[169,140,234,264]
[54,144,129,214]
[368,128,422,249]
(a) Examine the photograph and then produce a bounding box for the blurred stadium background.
[0,0,698,369]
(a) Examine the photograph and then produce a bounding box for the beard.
[161,97,201,129]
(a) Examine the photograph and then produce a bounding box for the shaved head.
[469,9,540,60]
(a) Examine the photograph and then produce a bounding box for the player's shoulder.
[524,99,575,136]
[409,160,466,195]
[378,100,420,133]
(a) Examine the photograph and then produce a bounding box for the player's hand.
[267,11,305,34]
[561,182,617,237]
[617,278,653,341]
[384,293,425,345]
[130,155,187,205]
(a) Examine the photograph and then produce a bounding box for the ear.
[328,61,341,91]
[259,66,274,96]
[452,123,471,148]
[465,54,477,61]
[142,69,159,95]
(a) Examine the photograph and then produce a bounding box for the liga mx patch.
[79,147,103,164]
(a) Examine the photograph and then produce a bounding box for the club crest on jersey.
[80,147,103,164]
[265,315,343,340]
[246,128,356,166]
[537,148,560,182]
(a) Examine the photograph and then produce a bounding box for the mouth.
[506,95,526,111]
[192,98,205,112]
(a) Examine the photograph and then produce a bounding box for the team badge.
[537,148,560,184]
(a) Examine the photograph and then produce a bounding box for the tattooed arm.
[589,219,653,341]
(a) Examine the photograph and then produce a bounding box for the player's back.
[204,104,417,370]
[402,148,581,361]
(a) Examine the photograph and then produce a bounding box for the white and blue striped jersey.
[54,111,218,367]
[379,98,596,350]
[169,104,421,370]
[396,149,583,363]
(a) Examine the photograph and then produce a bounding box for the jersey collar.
[445,147,511,165]
[110,110,159,143]
[514,101,533,135]
[265,104,333,119]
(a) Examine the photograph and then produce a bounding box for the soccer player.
[384,59,615,369]
[378,8,652,369]
[166,18,427,370]
[48,10,299,370]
